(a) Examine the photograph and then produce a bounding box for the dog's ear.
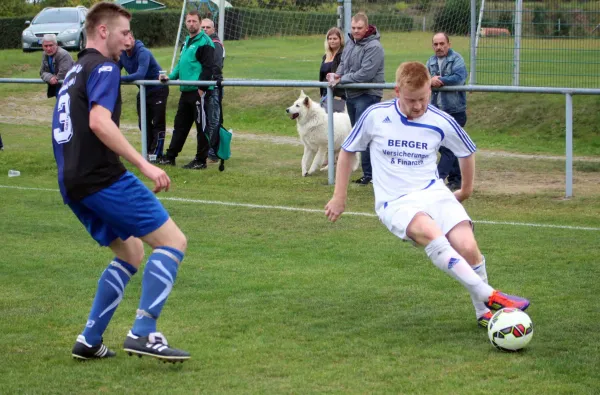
[303,96,310,107]
[300,89,306,97]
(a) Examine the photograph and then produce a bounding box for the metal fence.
[205,0,600,88]
[476,0,600,87]
[1,78,598,197]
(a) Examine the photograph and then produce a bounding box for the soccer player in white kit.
[325,62,530,327]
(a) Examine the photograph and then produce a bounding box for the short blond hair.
[352,12,368,26]
[86,2,131,38]
[395,62,431,90]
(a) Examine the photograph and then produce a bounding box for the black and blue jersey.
[51,48,126,203]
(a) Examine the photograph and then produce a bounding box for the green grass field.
[0,33,599,394]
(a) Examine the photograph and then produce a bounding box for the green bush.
[532,7,549,37]
[497,11,513,34]
[130,10,181,47]
[0,16,34,49]
[225,7,413,39]
[0,8,414,49]
[432,0,470,36]
[552,12,570,37]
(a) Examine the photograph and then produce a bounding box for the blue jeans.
[437,111,467,184]
[199,89,221,159]
[346,94,381,178]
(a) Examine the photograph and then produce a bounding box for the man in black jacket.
[201,18,224,163]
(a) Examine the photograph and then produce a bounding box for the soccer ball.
[487,308,533,352]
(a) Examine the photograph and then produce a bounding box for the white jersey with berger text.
[342,100,476,211]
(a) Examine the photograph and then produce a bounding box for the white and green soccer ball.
[487,308,533,352]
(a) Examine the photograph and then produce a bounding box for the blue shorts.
[68,171,169,247]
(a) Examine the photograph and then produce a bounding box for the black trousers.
[165,90,209,162]
[136,86,169,156]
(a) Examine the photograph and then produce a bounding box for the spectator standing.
[118,32,169,161]
[319,27,345,113]
[158,10,217,170]
[40,34,74,98]
[200,18,224,163]
[426,32,468,191]
[327,12,385,185]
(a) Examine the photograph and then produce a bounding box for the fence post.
[513,0,523,86]
[565,93,573,198]
[327,87,335,185]
[171,0,187,72]
[140,84,148,160]
[470,0,477,85]
[343,0,352,37]
[218,0,225,41]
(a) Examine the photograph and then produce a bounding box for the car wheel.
[78,35,85,51]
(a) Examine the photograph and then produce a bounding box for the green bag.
[217,126,232,161]
[198,91,232,172]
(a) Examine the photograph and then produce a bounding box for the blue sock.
[131,247,184,337]
[81,258,137,346]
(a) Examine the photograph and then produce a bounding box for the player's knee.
[124,238,145,268]
[176,232,187,255]
[455,241,480,265]
[160,227,187,255]
[406,213,441,245]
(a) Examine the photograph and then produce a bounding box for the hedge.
[0,16,35,49]
[0,8,414,50]
[225,8,414,39]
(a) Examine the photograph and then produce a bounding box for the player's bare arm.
[89,104,171,193]
[325,150,356,222]
[455,154,475,202]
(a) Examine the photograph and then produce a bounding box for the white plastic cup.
[8,169,20,177]
[159,70,167,82]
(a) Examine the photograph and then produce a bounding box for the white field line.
[1,184,599,232]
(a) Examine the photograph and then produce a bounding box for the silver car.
[22,6,88,52]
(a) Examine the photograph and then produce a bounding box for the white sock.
[424,236,494,302]
[470,256,491,318]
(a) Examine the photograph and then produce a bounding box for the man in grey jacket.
[327,12,385,185]
[39,34,74,98]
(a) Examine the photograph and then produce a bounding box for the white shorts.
[377,181,471,241]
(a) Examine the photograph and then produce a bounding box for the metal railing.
[1,77,599,197]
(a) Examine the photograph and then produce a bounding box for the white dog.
[286,91,359,176]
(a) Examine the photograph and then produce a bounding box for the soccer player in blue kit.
[325,62,530,328]
[51,2,189,362]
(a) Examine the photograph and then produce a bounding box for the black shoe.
[158,156,176,166]
[208,155,219,163]
[182,158,207,170]
[72,335,116,360]
[123,331,190,363]
[354,176,372,185]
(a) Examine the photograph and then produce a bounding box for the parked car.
[22,6,88,53]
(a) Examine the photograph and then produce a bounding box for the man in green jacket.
[159,10,217,169]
